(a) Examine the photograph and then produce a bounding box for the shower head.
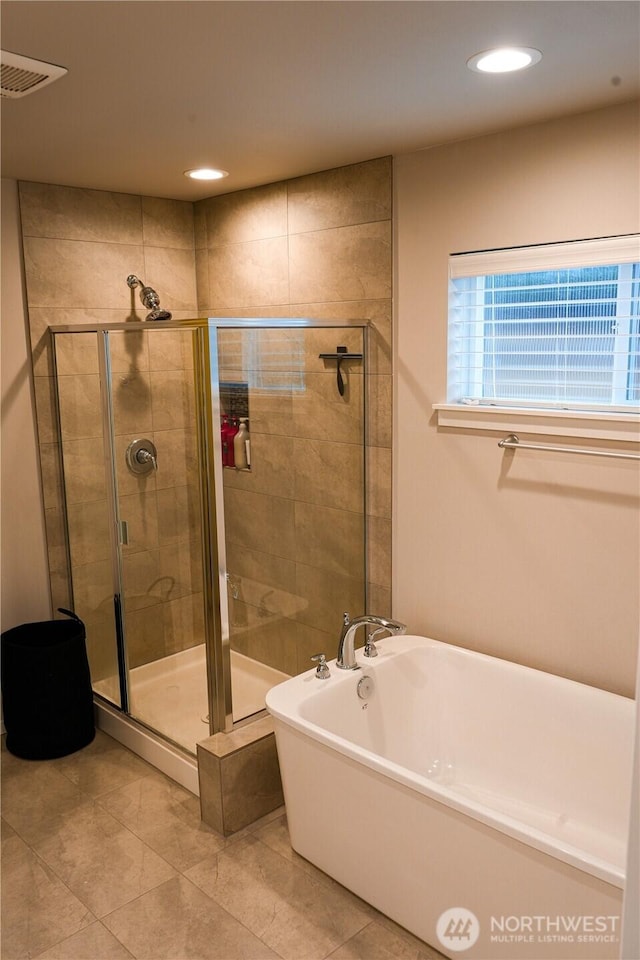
[126,274,172,322]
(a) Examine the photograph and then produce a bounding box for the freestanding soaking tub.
[266,635,635,960]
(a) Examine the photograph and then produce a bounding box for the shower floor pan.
[94,645,289,753]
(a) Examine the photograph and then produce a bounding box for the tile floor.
[1,730,445,960]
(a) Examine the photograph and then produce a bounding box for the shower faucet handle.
[310,653,330,680]
[136,448,157,471]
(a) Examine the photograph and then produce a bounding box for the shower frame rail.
[498,433,640,461]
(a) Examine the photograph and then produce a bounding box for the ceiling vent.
[1,50,67,99]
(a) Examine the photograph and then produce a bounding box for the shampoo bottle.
[234,418,249,470]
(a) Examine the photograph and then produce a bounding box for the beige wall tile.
[110,372,152,435]
[292,370,363,443]
[367,446,392,519]
[203,183,287,245]
[222,433,295,499]
[72,559,113,620]
[67,499,110,566]
[19,182,142,243]
[289,221,391,303]
[51,331,99,376]
[108,328,150,374]
[294,621,336,674]
[33,376,57,444]
[143,246,197,312]
[44,506,68,578]
[57,374,103,440]
[142,197,194,250]
[367,515,392,588]
[150,369,194,431]
[122,550,164,611]
[295,563,364,634]
[288,157,392,234]
[218,737,284,833]
[156,484,200,544]
[125,603,166,667]
[152,428,198,489]
[163,593,205,654]
[367,374,392,448]
[294,501,364,578]
[118,491,159,556]
[148,328,194,372]
[226,570,300,622]
[39,442,63,510]
[62,439,109,504]
[197,747,223,832]
[225,542,296,598]
[229,604,297,676]
[293,438,364,512]
[206,237,289,308]
[159,539,204,600]
[366,582,392,619]
[223,487,296,561]
[193,201,207,249]
[24,237,144,309]
[195,248,209,313]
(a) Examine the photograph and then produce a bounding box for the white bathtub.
[266,635,635,960]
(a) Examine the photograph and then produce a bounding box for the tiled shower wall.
[196,157,393,672]
[18,156,392,677]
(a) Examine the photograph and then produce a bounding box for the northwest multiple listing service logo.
[436,908,480,952]
[436,909,621,954]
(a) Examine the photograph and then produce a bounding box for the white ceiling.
[2,1,638,201]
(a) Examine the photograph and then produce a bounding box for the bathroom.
[1,3,639,959]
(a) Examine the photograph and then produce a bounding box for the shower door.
[213,321,367,723]
[106,326,209,753]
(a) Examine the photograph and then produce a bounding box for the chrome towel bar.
[498,433,640,461]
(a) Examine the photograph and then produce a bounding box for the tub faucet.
[337,613,407,670]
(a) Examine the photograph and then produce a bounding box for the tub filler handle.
[337,613,407,670]
[310,653,330,680]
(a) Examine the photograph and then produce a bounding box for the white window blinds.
[448,236,640,411]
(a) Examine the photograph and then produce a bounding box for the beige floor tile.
[1,831,94,959]
[102,875,279,959]
[32,802,176,917]
[185,835,371,960]
[253,815,376,915]
[98,772,227,871]
[1,744,89,846]
[50,729,154,798]
[34,920,134,959]
[327,918,445,959]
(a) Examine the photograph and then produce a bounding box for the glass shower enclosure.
[50,318,367,756]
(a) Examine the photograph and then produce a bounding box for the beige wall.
[394,102,640,697]
[1,179,51,632]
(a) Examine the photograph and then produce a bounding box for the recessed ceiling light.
[467,47,542,74]
[184,168,229,181]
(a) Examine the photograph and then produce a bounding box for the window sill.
[433,404,640,443]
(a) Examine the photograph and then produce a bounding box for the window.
[448,236,640,413]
